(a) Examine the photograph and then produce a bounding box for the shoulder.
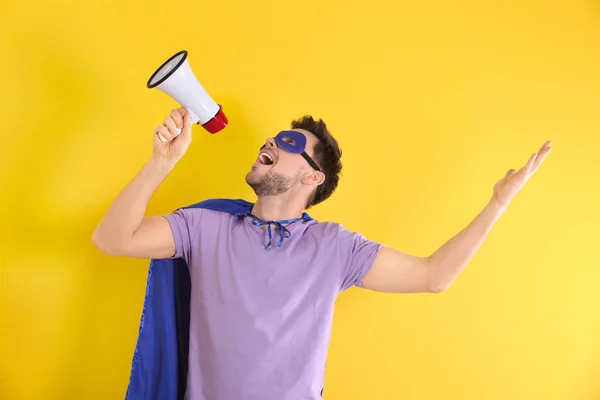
[171,198,253,216]
[305,220,365,242]
[306,220,384,256]
[305,220,384,290]
[183,198,254,215]
[166,198,252,225]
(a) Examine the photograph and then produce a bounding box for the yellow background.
[1,0,599,399]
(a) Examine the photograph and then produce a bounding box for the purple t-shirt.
[163,205,384,400]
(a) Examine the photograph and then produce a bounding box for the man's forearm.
[426,196,507,292]
[92,156,176,252]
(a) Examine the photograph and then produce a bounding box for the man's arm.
[362,196,505,293]
[92,108,193,259]
[92,157,177,259]
[361,140,552,294]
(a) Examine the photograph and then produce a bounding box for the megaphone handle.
[186,108,201,125]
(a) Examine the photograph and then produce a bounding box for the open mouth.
[258,152,274,165]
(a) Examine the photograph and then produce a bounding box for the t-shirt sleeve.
[162,207,202,264]
[338,225,385,291]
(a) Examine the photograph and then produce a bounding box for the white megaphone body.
[147,50,228,134]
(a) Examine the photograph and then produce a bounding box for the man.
[92,108,552,400]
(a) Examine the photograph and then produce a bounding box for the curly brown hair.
[290,115,343,208]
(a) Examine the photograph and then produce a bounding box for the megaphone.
[147,50,228,134]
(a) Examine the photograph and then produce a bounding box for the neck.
[251,195,306,222]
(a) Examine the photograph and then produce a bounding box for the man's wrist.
[148,155,178,175]
[487,194,509,218]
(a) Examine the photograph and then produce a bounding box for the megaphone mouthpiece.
[147,50,228,134]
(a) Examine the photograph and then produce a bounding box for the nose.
[265,137,276,148]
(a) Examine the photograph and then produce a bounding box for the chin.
[245,168,263,185]
[248,162,269,175]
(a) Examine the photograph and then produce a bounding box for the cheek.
[275,157,302,174]
[276,165,308,182]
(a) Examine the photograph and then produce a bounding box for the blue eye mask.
[261,130,321,171]
[275,130,307,154]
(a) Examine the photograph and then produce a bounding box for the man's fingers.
[540,140,552,152]
[170,108,185,128]
[163,116,181,137]
[180,112,192,138]
[533,151,548,171]
[525,153,537,173]
[156,125,172,142]
[531,141,552,173]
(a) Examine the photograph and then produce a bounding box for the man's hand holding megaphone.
[146,50,228,138]
[152,107,193,165]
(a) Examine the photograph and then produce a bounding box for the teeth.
[259,152,273,164]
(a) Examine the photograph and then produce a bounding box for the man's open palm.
[493,140,552,208]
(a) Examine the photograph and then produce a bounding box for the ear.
[302,171,325,187]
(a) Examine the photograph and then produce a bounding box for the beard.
[245,169,299,197]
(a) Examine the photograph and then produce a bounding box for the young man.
[92,108,551,400]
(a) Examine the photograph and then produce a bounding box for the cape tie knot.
[244,213,312,249]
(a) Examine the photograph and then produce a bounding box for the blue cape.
[123,198,322,399]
